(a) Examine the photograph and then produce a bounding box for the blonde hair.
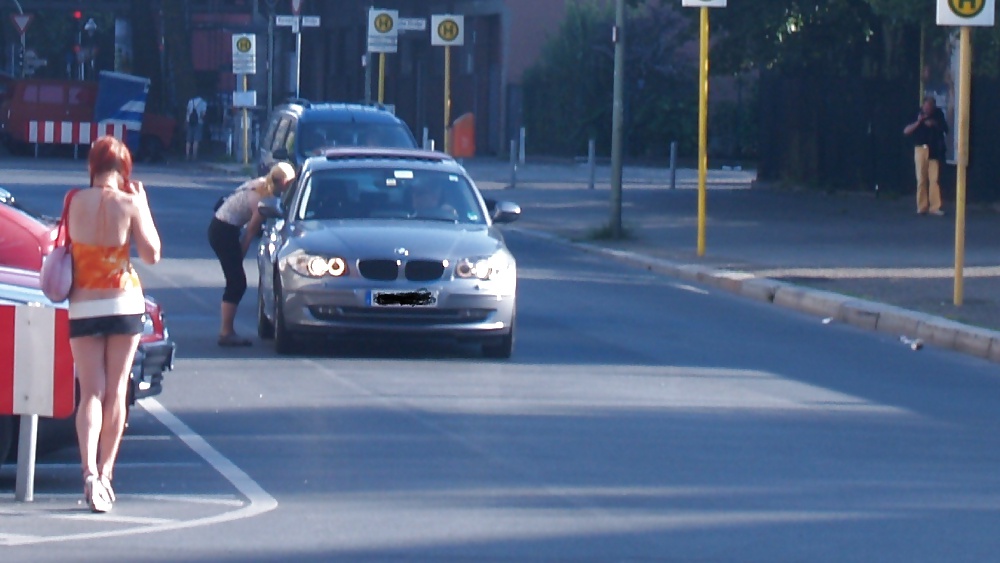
[258,162,296,197]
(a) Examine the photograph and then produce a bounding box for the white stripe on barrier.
[27,120,130,146]
[12,306,55,416]
[60,121,72,144]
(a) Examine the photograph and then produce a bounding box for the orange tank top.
[71,242,141,291]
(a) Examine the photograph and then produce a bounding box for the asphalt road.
[3,159,1000,562]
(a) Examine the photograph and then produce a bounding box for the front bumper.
[134,339,175,399]
[281,281,516,338]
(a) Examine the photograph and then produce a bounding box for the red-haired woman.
[67,135,161,512]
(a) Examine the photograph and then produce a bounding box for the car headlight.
[286,254,349,278]
[455,254,513,281]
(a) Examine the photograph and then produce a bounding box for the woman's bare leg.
[96,333,140,481]
[71,336,108,480]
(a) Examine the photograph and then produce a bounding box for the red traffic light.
[73,10,82,19]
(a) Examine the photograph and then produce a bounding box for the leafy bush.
[522,0,703,159]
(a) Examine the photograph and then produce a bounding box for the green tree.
[522,0,698,158]
[161,0,196,123]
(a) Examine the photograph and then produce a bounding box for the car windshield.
[298,122,416,154]
[296,168,486,225]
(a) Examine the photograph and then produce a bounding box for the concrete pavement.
[201,155,1000,365]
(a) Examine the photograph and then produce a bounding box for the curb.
[510,227,1000,364]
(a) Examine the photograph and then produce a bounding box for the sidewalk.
[205,156,1000,363]
[459,157,1000,364]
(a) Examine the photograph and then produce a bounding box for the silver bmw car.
[256,148,521,357]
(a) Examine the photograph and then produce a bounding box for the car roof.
[303,148,465,172]
[278,101,405,125]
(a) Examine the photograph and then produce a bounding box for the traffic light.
[73,10,82,20]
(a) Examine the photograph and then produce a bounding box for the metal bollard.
[588,138,596,190]
[15,414,38,502]
[669,141,678,190]
[518,127,526,165]
[509,140,518,189]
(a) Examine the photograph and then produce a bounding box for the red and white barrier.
[0,304,75,419]
[26,121,126,145]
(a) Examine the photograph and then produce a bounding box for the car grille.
[310,306,492,326]
[358,259,399,281]
[357,259,448,282]
[405,260,446,282]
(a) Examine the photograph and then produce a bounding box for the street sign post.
[683,0,726,256]
[10,13,33,78]
[232,33,257,165]
[10,13,32,34]
[398,17,427,32]
[276,10,320,99]
[431,15,464,154]
[368,9,399,105]
[937,0,995,305]
[231,33,256,75]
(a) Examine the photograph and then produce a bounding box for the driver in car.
[409,181,457,219]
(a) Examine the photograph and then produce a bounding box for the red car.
[0,186,55,270]
[0,187,175,464]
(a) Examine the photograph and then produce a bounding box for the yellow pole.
[378,53,386,105]
[696,7,709,257]
[444,45,451,154]
[954,27,972,306]
[242,74,249,166]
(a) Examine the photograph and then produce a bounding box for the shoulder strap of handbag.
[58,188,82,246]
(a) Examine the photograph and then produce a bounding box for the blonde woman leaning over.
[68,135,161,513]
[208,162,296,346]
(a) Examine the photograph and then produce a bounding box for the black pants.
[208,218,247,304]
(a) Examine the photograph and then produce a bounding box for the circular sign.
[374,13,394,33]
[437,19,459,42]
[236,36,253,53]
[949,0,986,18]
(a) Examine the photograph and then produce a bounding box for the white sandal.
[84,475,113,513]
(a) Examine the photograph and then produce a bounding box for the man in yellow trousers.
[903,97,949,216]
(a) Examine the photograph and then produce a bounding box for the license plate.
[368,289,438,307]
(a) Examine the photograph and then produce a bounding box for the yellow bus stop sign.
[938,0,995,26]
[374,13,394,33]
[950,0,986,17]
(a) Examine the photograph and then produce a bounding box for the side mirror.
[492,201,521,224]
[272,148,290,161]
[258,196,284,220]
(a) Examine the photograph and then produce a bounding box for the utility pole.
[609,0,625,239]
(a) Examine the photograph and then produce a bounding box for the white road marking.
[50,513,176,525]
[24,462,201,471]
[0,398,277,546]
[121,434,174,441]
[672,283,710,295]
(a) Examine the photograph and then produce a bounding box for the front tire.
[482,316,515,359]
[273,287,300,355]
[257,285,274,339]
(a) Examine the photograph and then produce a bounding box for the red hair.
[88,135,133,190]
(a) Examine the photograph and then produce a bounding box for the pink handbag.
[39,189,81,302]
